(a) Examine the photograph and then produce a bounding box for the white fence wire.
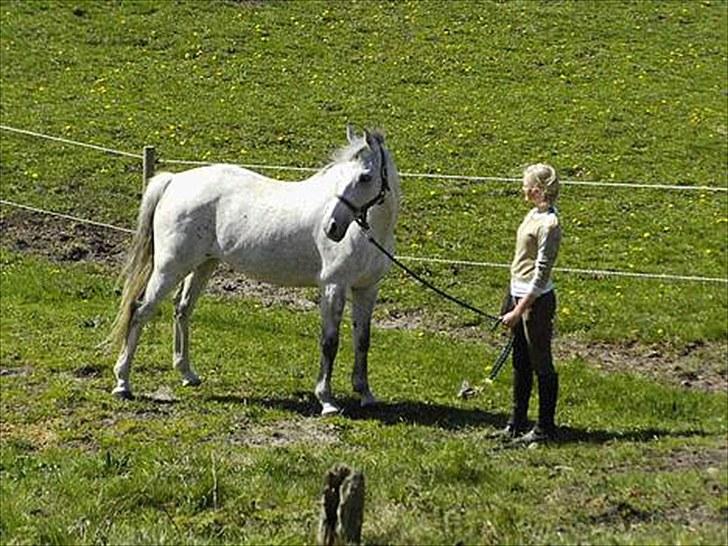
[1,198,725,285]
[1,124,727,285]
[2,124,726,192]
[0,125,143,159]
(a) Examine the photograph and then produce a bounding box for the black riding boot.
[536,372,558,436]
[509,363,533,434]
[513,373,558,445]
[491,359,532,440]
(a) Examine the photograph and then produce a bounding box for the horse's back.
[153,165,326,286]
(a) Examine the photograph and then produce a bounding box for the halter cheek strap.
[336,146,390,231]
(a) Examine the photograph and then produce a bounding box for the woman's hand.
[500,293,535,329]
[500,309,522,329]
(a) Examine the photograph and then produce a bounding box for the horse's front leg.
[315,283,346,416]
[351,285,378,407]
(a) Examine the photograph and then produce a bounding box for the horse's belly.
[222,238,322,287]
[214,195,324,286]
[230,258,321,287]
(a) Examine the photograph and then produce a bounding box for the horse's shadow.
[206,391,708,445]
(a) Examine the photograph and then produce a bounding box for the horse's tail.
[106,172,174,351]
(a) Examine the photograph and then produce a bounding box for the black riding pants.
[510,290,556,378]
[502,290,558,430]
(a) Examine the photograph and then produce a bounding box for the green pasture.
[1,0,727,343]
[1,251,726,545]
[1,1,727,545]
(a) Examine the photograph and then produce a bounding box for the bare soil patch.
[229,416,342,447]
[610,445,728,474]
[2,210,726,393]
[587,444,728,527]
[0,211,129,266]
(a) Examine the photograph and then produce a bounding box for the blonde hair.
[523,163,560,203]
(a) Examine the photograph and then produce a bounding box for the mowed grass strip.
[1,251,725,545]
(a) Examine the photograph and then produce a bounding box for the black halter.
[337,145,390,231]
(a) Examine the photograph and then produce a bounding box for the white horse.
[109,127,400,415]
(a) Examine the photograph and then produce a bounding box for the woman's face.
[522,179,543,204]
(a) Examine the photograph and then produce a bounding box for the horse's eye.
[360,174,372,183]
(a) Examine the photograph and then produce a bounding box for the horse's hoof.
[320,402,340,417]
[111,387,134,400]
[182,374,202,387]
[357,390,377,408]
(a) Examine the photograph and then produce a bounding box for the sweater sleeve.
[527,219,561,296]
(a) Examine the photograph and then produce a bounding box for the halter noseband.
[336,145,390,230]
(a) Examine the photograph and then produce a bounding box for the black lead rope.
[355,218,515,380]
[357,222,501,323]
[488,333,515,380]
[344,141,512,381]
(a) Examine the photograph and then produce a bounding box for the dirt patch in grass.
[587,499,656,526]
[659,445,727,472]
[607,445,728,474]
[1,210,726,393]
[0,211,129,266]
[586,494,726,529]
[230,416,342,447]
[207,265,318,311]
[0,421,60,450]
[556,336,727,394]
[584,445,728,527]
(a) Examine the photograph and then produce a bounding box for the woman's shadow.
[208,391,708,445]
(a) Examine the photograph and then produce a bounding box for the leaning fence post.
[142,145,156,190]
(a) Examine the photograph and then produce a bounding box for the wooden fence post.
[317,464,365,546]
[142,145,156,191]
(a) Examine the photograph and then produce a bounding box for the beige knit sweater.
[510,207,561,297]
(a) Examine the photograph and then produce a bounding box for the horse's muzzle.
[324,218,347,243]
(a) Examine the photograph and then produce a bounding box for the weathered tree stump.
[317,464,365,546]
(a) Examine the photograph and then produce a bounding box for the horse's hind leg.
[315,283,346,416]
[351,285,378,407]
[113,268,180,399]
[172,259,218,387]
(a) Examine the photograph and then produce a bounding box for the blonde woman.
[498,163,562,444]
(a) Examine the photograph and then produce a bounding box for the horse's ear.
[346,124,358,144]
[364,129,377,150]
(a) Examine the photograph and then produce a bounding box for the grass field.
[1,251,726,544]
[1,1,727,544]
[1,0,727,343]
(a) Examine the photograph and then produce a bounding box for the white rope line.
[397,255,511,270]
[0,200,135,233]
[157,156,728,192]
[547,179,727,192]
[2,124,726,192]
[0,125,143,159]
[399,172,728,192]
[1,199,725,284]
[397,255,728,284]
[555,265,728,283]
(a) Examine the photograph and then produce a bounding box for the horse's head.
[324,126,391,243]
